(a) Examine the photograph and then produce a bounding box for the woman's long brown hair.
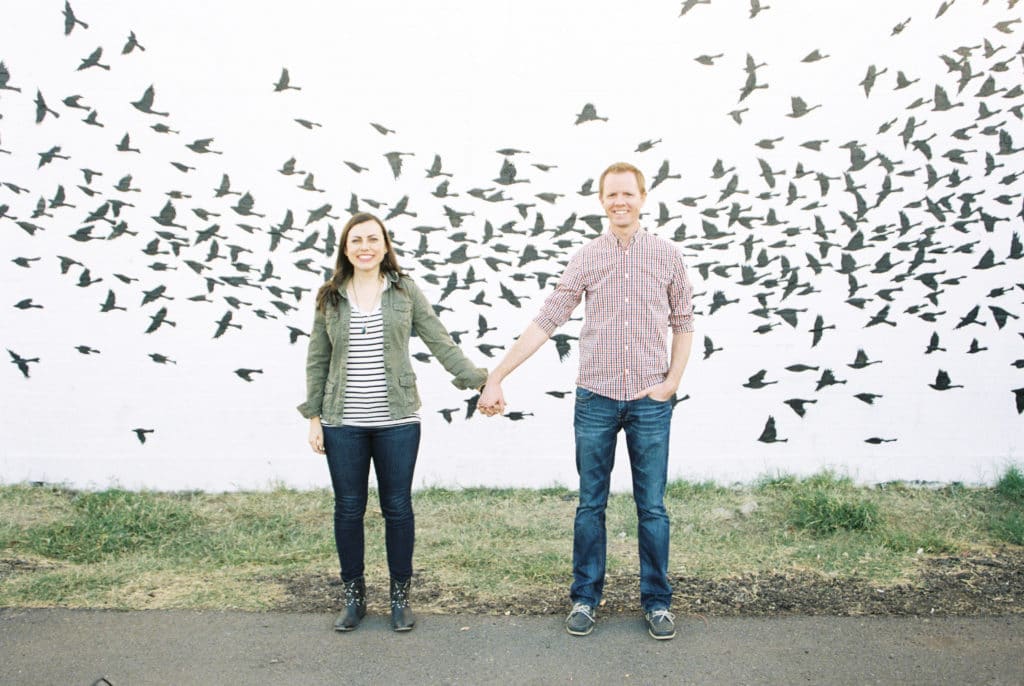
[314,212,404,313]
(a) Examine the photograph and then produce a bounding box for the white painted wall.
[1,0,1022,491]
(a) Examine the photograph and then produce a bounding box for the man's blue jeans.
[323,422,421,583]
[571,387,674,612]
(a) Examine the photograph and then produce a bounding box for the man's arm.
[478,322,551,415]
[633,330,693,402]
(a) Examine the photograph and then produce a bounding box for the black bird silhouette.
[743,369,777,389]
[550,334,579,362]
[1013,388,1024,415]
[99,289,126,312]
[35,90,60,123]
[574,103,607,124]
[144,307,175,333]
[464,393,480,419]
[213,311,242,338]
[77,47,110,71]
[14,297,43,309]
[476,314,497,339]
[924,331,946,354]
[438,408,458,424]
[694,54,723,66]
[287,326,309,344]
[928,370,962,390]
[988,306,1019,330]
[954,304,984,329]
[860,64,888,97]
[739,71,768,102]
[132,428,154,444]
[8,349,39,378]
[371,122,396,135]
[890,17,911,35]
[425,154,452,178]
[273,68,301,91]
[749,0,769,18]
[650,160,681,189]
[848,349,881,369]
[116,133,140,153]
[808,314,835,347]
[131,85,169,116]
[122,30,145,54]
[384,152,413,179]
[494,158,528,185]
[784,398,817,417]
[234,368,263,382]
[703,336,723,359]
[678,0,712,16]
[63,1,88,35]
[967,339,987,354]
[854,393,883,405]
[784,98,823,127]
[232,192,264,217]
[0,61,20,93]
[186,138,223,154]
[815,369,846,391]
[757,416,787,443]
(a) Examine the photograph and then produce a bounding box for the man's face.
[600,171,646,231]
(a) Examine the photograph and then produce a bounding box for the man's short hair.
[599,162,647,197]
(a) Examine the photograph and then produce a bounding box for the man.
[478,161,695,640]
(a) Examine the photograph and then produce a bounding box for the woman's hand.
[308,417,325,454]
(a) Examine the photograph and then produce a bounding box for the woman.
[298,212,487,632]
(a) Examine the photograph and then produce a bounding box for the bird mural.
[1,1,1021,489]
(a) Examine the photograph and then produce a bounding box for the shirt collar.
[603,227,647,248]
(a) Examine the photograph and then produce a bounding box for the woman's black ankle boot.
[334,575,366,631]
[389,577,415,632]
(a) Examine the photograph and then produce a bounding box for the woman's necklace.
[350,277,383,335]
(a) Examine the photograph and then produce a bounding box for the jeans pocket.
[575,387,596,403]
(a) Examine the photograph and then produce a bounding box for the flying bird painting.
[1,0,1020,490]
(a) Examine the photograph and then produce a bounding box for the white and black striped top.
[323,298,419,428]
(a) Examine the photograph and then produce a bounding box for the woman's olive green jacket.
[298,272,487,424]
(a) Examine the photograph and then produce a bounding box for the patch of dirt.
[275,548,1024,617]
[0,557,60,580]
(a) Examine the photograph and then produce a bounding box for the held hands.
[477,379,506,417]
[308,417,325,454]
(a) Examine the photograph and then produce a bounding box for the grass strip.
[0,468,1021,613]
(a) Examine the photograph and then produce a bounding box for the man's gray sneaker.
[644,609,676,640]
[565,603,595,636]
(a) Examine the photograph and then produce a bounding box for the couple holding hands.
[298,162,694,639]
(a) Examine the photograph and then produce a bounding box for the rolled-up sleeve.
[668,251,695,333]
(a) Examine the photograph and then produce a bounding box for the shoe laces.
[570,603,594,621]
[647,609,675,623]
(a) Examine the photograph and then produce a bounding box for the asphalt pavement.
[1,608,1021,685]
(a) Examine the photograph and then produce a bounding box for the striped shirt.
[325,299,419,428]
[534,229,694,401]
